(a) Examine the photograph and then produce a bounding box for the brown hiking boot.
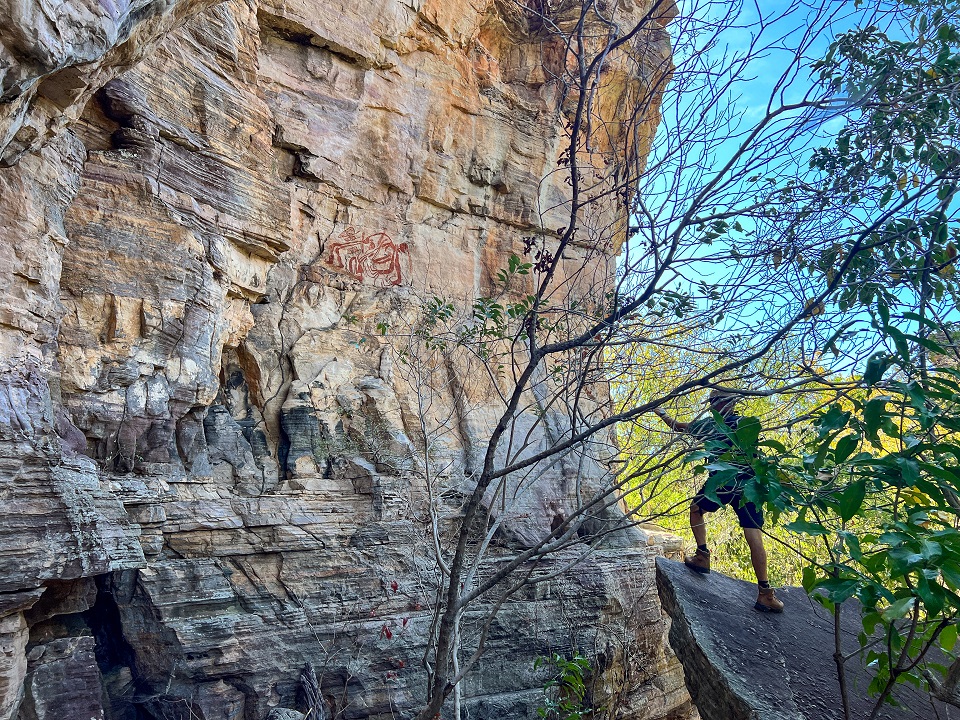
[755,587,784,613]
[684,548,711,574]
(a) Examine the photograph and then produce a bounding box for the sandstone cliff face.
[0,1,693,719]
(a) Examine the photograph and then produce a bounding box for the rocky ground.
[657,557,952,720]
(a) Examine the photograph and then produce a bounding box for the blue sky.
[622,0,958,378]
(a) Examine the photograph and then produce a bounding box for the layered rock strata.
[0,1,692,718]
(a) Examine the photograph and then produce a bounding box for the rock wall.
[0,1,694,719]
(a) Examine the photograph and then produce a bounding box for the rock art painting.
[325,226,409,287]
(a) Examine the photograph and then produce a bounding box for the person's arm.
[653,407,690,432]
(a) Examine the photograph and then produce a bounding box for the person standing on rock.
[653,389,784,613]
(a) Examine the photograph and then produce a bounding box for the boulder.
[657,557,949,720]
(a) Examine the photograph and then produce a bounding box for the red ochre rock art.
[325,227,409,287]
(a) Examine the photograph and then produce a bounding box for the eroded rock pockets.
[0,0,686,718]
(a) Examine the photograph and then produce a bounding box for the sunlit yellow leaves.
[804,299,825,316]
[901,487,932,506]
[940,242,958,277]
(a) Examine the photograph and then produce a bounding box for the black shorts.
[693,480,763,529]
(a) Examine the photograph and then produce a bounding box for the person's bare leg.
[743,527,768,583]
[685,504,712,573]
[690,504,708,546]
[745,527,784,611]
[683,503,710,574]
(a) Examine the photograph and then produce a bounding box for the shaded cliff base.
[3,546,698,720]
[656,558,951,720]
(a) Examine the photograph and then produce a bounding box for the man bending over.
[654,389,784,613]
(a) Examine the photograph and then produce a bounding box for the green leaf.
[920,461,960,494]
[882,596,916,621]
[802,565,818,592]
[864,396,890,442]
[838,134,850,156]
[942,562,960,591]
[889,547,925,575]
[941,624,958,653]
[702,468,738,500]
[922,540,943,563]
[819,404,851,432]
[917,576,946,615]
[878,296,891,328]
[820,577,859,603]
[864,354,892,387]
[758,438,788,453]
[880,531,912,546]
[842,531,863,560]
[886,325,911,363]
[910,334,947,354]
[735,416,762,449]
[821,321,856,356]
[896,458,921,486]
[901,311,940,331]
[837,479,867,522]
[785,519,830,536]
[835,433,860,463]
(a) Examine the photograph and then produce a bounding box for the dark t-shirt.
[685,413,763,527]
[687,413,738,458]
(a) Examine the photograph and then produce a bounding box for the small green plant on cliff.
[535,653,596,720]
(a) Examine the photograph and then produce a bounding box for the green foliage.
[619,368,826,587]
[497,253,533,284]
[534,653,595,720]
[755,4,960,702]
[804,0,960,319]
[408,1,960,714]
[764,368,960,700]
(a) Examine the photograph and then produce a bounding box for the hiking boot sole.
[754,602,784,614]
[684,561,710,574]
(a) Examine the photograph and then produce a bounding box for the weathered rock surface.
[0,0,691,718]
[656,557,949,720]
[0,0,223,166]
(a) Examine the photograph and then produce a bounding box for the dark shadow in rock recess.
[656,557,951,720]
[83,573,145,720]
